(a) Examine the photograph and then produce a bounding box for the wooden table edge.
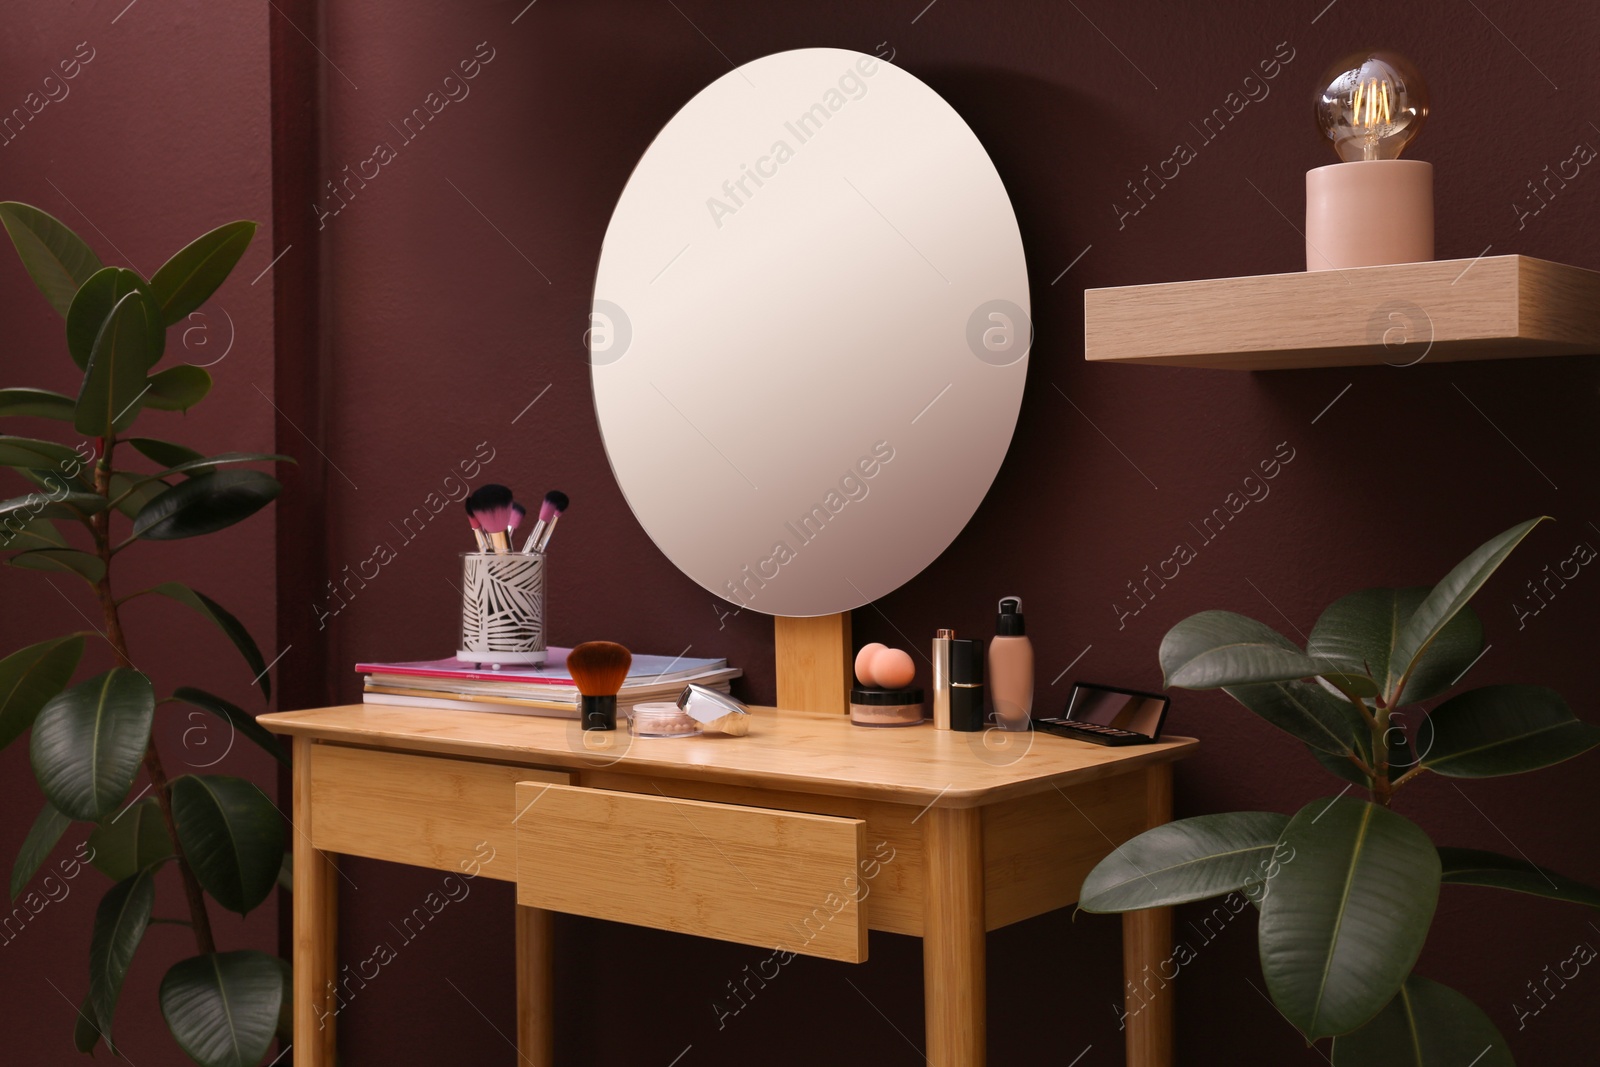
[260,707,1198,809]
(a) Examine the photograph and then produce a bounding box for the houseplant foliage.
[0,202,292,1066]
[1079,517,1600,1064]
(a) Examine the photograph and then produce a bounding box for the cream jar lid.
[678,685,751,736]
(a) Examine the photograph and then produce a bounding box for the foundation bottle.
[988,597,1033,731]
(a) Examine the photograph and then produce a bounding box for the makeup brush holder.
[456,552,547,665]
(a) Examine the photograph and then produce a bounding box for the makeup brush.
[508,502,527,548]
[532,490,569,554]
[568,640,632,731]
[466,483,515,554]
[466,506,489,553]
[521,490,569,554]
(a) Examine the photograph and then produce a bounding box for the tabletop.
[261,703,1198,808]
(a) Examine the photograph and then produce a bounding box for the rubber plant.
[0,201,292,1065]
[1079,517,1600,1065]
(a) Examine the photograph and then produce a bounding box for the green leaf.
[108,471,170,518]
[1306,586,1417,697]
[75,289,162,436]
[36,495,108,521]
[1307,587,1484,704]
[1224,679,1367,755]
[129,436,205,469]
[1078,811,1290,912]
[1389,518,1547,693]
[173,687,288,765]
[73,994,103,1053]
[1259,796,1441,1039]
[0,635,84,751]
[273,953,292,1047]
[144,451,291,481]
[0,489,105,524]
[16,461,91,494]
[88,796,174,882]
[149,221,256,326]
[30,668,155,822]
[0,517,68,551]
[160,950,283,1067]
[130,470,281,541]
[1439,846,1600,909]
[1309,744,1373,787]
[89,868,156,1052]
[144,364,212,412]
[171,774,284,914]
[67,266,165,371]
[1331,974,1512,1067]
[0,387,76,421]
[11,800,71,901]
[0,202,103,316]
[113,456,289,519]
[148,585,269,699]
[7,548,106,584]
[1160,610,1320,690]
[1421,685,1600,778]
[0,435,83,468]
[1395,607,1483,706]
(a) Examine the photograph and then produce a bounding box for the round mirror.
[591,48,1028,617]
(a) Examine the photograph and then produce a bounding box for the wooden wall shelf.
[1083,255,1600,370]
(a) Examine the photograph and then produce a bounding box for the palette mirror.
[590,47,1029,617]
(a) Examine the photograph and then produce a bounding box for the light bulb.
[1314,50,1429,162]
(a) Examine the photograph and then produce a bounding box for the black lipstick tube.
[949,638,985,732]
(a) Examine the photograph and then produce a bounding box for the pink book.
[355,649,728,686]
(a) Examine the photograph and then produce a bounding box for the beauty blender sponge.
[870,648,915,689]
[854,643,887,686]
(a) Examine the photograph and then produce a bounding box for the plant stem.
[140,746,216,953]
[1318,674,1392,805]
[1369,706,1393,808]
[92,439,217,956]
[1343,751,1376,778]
[1324,675,1379,731]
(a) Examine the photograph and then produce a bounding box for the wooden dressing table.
[261,700,1195,1065]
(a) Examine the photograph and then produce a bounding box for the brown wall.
[7,0,1600,1063]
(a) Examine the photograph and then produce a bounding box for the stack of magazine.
[357,649,740,720]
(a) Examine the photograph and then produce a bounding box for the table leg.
[292,737,339,1064]
[516,905,555,1065]
[1122,907,1174,1065]
[923,806,985,1066]
[1122,764,1174,1066]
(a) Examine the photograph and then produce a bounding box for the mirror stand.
[773,613,852,714]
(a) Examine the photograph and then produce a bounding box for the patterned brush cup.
[457,552,546,665]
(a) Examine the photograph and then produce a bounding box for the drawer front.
[309,744,568,881]
[515,782,868,962]
[581,771,922,936]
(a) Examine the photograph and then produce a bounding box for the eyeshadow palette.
[1034,682,1169,747]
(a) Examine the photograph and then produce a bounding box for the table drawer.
[581,771,923,936]
[514,782,868,962]
[309,744,568,881]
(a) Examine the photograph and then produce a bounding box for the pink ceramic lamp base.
[1305,159,1433,271]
